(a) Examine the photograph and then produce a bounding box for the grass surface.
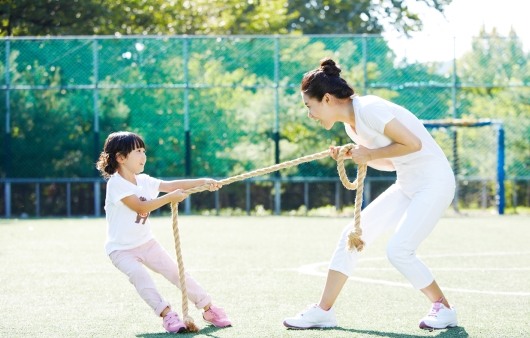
[1,215,529,337]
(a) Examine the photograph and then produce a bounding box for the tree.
[1,0,111,36]
[456,27,530,178]
[285,0,453,35]
[0,0,291,36]
[1,0,453,37]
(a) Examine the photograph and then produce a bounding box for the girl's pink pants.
[109,239,212,316]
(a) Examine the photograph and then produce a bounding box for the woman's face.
[301,92,335,130]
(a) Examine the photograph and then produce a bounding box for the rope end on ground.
[184,316,200,332]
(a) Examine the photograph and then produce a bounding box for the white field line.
[294,251,530,296]
[356,251,530,262]
[354,267,530,271]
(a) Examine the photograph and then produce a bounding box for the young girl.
[283,59,457,330]
[96,131,231,333]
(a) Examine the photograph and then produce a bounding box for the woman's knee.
[386,241,412,266]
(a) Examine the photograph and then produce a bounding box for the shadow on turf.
[136,325,226,338]
[324,326,469,337]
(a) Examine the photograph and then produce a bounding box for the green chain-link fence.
[1,35,529,217]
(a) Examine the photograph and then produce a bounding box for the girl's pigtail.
[96,152,117,179]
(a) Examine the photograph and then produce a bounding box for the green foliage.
[286,0,440,35]
[1,0,452,37]
[1,32,529,181]
[457,27,530,178]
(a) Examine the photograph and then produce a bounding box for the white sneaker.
[283,304,338,329]
[419,298,458,329]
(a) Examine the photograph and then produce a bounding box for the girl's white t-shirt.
[345,95,450,172]
[104,173,161,255]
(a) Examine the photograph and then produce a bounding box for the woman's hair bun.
[320,58,341,77]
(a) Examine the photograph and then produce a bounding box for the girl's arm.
[350,118,422,164]
[121,189,188,214]
[159,178,220,193]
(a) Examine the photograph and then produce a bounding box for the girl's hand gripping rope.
[167,189,189,203]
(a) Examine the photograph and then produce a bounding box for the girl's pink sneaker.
[203,305,232,327]
[163,311,186,333]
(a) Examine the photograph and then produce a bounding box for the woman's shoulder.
[356,95,389,108]
[354,95,391,117]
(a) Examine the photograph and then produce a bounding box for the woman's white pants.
[329,165,455,290]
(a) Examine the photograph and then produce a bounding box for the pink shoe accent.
[203,305,232,327]
[419,297,458,329]
[163,311,186,333]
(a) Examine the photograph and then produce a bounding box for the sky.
[383,0,530,63]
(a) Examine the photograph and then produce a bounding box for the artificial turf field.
[1,215,529,337]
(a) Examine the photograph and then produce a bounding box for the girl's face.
[117,147,146,174]
[301,92,335,130]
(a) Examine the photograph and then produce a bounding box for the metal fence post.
[93,39,100,177]
[362,35,368,95]
[274,36,281,215]
[452,126,459,212]
[4,182,10,218]
[215,190,219,216]
[513,180,517,213]
[335,181,341,210]
[304,181,309,215]
[246,181,251,215]
[481,180,487,209]
[526,180,530,207]
[274,179,281,215]
[92,40,101,218]
[66,182,71,217]
[184,36,191,215]
[35,183,40,217]
[496,123,505,215]
[94,181,101,217]
[451,37,459,213]
[4,39,10,180]
[364,179,371,206]
[4,40,10,217]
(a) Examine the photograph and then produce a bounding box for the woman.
[283,58,457,330]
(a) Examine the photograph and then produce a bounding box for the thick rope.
[337,144,368,252]
[183,149,331,194]
[170,202,199,332]
[170,144,366,331]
